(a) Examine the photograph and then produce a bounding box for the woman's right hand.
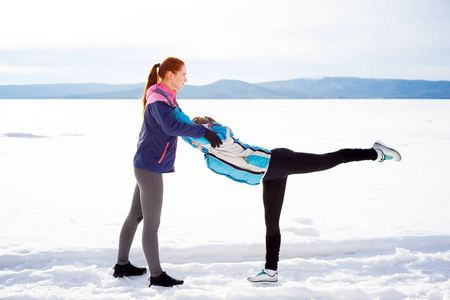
[204,128,222,148]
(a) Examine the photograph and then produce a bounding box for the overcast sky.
[1,0,449,85]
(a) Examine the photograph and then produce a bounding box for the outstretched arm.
[172,108,223,148]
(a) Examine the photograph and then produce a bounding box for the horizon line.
[2,76,450,87]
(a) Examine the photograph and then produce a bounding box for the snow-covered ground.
[0,99,449,300]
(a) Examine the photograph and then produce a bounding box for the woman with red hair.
[113,57,221,287]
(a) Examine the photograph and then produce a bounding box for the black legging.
[262,147,377,270]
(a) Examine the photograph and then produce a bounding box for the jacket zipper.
[158,142,170,164]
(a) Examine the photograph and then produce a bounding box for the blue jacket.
[182,122,272,185]
[133,84,206,173]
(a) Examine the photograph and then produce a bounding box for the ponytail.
[142,57,185,116]
[142,63,160,115]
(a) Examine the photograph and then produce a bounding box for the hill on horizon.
[1,77,449,99]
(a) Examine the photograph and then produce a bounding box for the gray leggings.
[117,167,164,277]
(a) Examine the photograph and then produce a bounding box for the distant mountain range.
[1,77,449,99]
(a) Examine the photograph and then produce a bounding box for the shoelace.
[380,154,394,162]
[255,270,267,277]
[378,148,394,162]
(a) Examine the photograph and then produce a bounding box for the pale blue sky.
[1,0,449,85]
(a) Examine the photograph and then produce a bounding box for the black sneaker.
[113,262,147,278]
[150,272,184,287]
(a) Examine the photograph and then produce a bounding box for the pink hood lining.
[146,84,178,107]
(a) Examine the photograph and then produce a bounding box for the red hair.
[142,57,185,115]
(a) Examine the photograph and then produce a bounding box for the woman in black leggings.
[259,147,379,282]
[184,116,401,283]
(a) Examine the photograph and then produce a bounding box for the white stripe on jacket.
[183,122,271,185]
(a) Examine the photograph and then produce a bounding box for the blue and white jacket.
[182,122,272,185]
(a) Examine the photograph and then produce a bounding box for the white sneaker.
[247,269,278,283]
[373,141,402,162]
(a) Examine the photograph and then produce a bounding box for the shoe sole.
[149,283,184,287]
[247,279,278,283]
[247,276,278,283]
[113,271,147,278]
